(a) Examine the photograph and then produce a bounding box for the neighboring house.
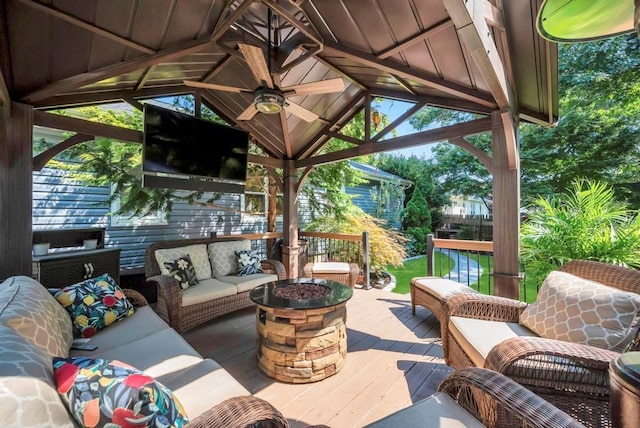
[345,161,412,230]
[444,195,491,217]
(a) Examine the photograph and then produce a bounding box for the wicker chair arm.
[261,259,287,280]
[485,337,619,396]
[123,289,148,307]
[444,293,527,323]
[186,395,289,428]
[439,367,585,428]
[146,274,183,329]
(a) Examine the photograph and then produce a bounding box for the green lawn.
[386,252,454,294]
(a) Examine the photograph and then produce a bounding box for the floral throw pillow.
[164,255,199,290]
[236,249,263,276]
[49,273,135,338]
[53,357,188,428]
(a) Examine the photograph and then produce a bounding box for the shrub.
[521,179,640,284]
[402,187,432,254]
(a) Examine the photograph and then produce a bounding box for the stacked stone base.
[255,302,348,383]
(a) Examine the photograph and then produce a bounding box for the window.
[241,177,282,220]
[109,186,168,227]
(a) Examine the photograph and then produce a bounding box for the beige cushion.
[77,306,171,350]
[0,326,75,427]
[208,240,251,277]
[311,262,350,274]
[449,317,538,367]
[84,328,203,378]
[217,273,279,293]
[364,392,484,428]
[412,277,480,299]
[181,278,237,307]
[0,276,73,359]
[520,270,640,351]
[155,244,212,280]
[157,359,250,419]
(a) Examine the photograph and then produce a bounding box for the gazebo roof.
[2,0,557,161]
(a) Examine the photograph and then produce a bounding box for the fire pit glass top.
[250,278,353,310]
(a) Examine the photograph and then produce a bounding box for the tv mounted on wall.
[142,104,249,194]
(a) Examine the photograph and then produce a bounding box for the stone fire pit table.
[249,278,353,383]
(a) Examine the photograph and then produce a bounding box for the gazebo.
[0,0,557,299]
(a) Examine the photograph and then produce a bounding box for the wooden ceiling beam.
[201,54,235,83]
[32,133,94,171]
[121,96,144,111]
[17,0,155,55]
[0,69,8,109]
[325,131,364,146]
[135,66,156,91]
[33,111,142,142]
[377,18,453,60]
[448,137,493,173]
[32,85,193,110]
[322,40,495,108]
[296,117,492,168]
[372,100,427,142]
[0,1,12,103]
[248,154,285,169]
[212,0,257,41]
[370,88,493,115]
[442,0,512,110]
[262,0,323,47]
[22,37,216,104]
[389,74,417,96]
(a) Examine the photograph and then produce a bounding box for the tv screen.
[142,105,249,193]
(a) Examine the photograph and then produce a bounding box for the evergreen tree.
[402,186,432,255]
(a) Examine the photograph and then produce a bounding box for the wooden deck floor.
[183,287,452,428]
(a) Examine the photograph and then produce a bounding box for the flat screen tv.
[142,104,249,194]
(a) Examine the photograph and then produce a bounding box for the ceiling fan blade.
[238,43,273,89]
[183,80,251,93]
[284,100,319,122]
[281,78,345,96]
[237,104,259,121]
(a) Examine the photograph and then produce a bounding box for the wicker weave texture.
[186,395,289,428]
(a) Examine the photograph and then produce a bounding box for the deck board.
[183,287,451,428]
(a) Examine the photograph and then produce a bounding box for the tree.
[521,179,640,284]
[402,186,432,255]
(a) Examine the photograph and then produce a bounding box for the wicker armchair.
[367,367,584,427]
[145,237,286,332]
[186,395,289,428]
[443,260,640,428]
[302,262,360,287]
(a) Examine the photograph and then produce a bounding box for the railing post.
[362,231,371,290]
[427,233,435,276]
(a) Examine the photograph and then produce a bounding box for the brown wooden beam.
[325,131,364,146]
[442,0,512,109]
[369,88,493,115]
[262,0,323,47]
[33,133,94,171]
[17,0,156,55]
[281,159,300,278]
[389,74,418,96]
[500,109,517,169]
[121,96,144,111]
[297,117,492,168]
[377,18,453,59]
[212,0,256,41]
[264,166,284,192]
[323,40,496,108]
[448,137,493,173]
[33,111,142,143]
[364,93,371,141]
[295,166,314,193]
[0,69,8,108]
[372,100,426,142]
[519,107,555,127]
[247,154,285,169]
[22,37,216,104]
[201,54,235,82]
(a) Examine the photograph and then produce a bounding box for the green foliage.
[521,179,640,284]
[455,226,474,240]
[402,186,432,255]
[306,205,407,274]
[370,179,405,226]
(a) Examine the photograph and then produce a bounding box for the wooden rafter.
[135,66,156,91]
[0,2,12,105]
[295,166,314,193]
[212,0,256,41]
[499,109,517,169]
[296,117,492,168]
[34,111,142,142]
[448,137,493,173]
[372,100,427,142]
[377,18,453,59]
[201,55,235,82]
[22,37,216,104]
[325,131,363,146]
[442,0,512,109]
[264,166,284,191]
[279,45,321,74]
[121,96,144,111]
[263,0,323,47]
[483,1,505,30]
[248,154,285,169]
[297,91,366,159]
[322,41,495,108]
[0,69,8,109]
[33,133,94,171]
[194,92,202,118]
[17,0,155,55]
[389,74,417,96]
[364,93,371,141]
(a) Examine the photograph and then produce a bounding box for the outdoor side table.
[610,351,640,428]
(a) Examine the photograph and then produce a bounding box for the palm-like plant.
[521,179,640,284]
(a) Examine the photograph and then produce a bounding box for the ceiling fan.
[184,43,344,122]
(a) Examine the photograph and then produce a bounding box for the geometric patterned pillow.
[49,274,135,338]
[208,240,251,277]
[520,270,640,351]
[155,244,212,281]
[164,255,199,290]
[53,357,188,427]
[236,249,263,276]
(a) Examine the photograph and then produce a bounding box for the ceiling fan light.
[254,90,284,114]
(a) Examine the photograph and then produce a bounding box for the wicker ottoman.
[410,277,479,323]
[303,262,360,288]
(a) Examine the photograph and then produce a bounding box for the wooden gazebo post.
[281,160,300,279]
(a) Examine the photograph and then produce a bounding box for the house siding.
[345,181,403,230]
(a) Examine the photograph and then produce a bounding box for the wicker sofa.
[0,275,288,427]
[145,237,286,332]
[443,260,640,427]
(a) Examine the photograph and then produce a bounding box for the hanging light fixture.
[537,0,639,42]
[254,7,282,114]
[372,110,381,130]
